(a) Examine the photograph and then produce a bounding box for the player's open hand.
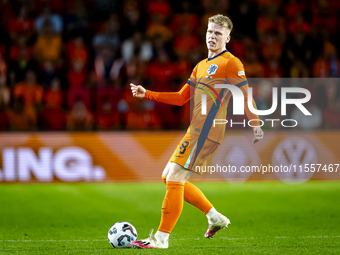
[130,83,146,99]
[253,127,264,144]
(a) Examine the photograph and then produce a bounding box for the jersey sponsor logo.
[238,71,245,76]
[207,64,218,75]
[174,155,183,158]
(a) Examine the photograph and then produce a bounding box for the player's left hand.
[253,127,264,144]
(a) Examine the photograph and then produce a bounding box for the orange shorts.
[169,131,219,174]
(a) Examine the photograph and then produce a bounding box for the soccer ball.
[108,221,138,248]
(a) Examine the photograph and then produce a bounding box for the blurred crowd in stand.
[0,0,339,131]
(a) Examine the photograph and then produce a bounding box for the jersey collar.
[208,49,228,61]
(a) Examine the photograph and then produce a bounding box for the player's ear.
[225,29,231,44]
[225,35,231,44]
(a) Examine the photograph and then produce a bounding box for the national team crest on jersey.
[207,64,218,75]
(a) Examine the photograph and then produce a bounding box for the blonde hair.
[208,14,233,32]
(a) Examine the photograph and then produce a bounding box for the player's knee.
[161,162,171,179]
[161,175,166,184]
[166,164,191,183]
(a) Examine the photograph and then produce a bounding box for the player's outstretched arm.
[130,82,192,106]
[130,83,146,99]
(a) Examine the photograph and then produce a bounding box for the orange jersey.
[145,50,260,144]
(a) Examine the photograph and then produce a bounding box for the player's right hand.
[130,83,146,99]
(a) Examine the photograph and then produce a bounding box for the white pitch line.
[0,236,339,242]
[176,235,340,241]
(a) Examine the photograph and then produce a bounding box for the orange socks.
[161,176,213,215]
[158,181,184,234]
[183,181,213,214]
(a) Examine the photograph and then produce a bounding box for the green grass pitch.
[0,181,339,254]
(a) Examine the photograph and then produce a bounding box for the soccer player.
[130,14,264,249]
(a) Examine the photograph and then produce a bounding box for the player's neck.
[208,48,226,59]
